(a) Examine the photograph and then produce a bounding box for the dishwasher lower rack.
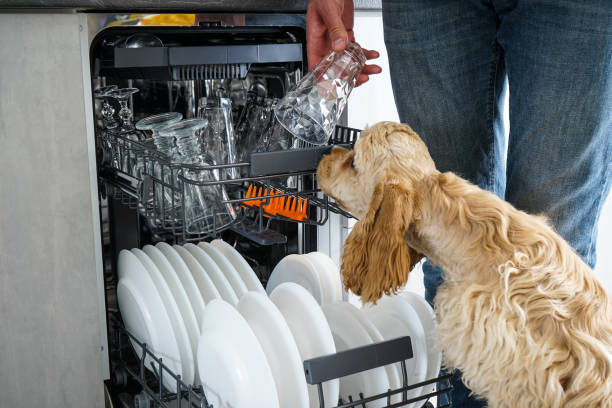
[98,125,359,245]
[113,323,452,408]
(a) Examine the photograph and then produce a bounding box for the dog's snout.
[331,145,349,155]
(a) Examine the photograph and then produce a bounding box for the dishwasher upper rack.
[114,321,452,408]
[98,125,360,245]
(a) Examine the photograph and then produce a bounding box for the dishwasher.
[90,21,452,408]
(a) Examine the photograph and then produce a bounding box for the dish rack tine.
[400,360,408,401]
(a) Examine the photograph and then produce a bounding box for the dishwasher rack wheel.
[133,391,152,408]
[112,366,128,388]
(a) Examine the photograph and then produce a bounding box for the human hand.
[306,0,382,86]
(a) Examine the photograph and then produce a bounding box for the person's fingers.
[363,49,380,60]
[347,28,356,43]
[356,75,370,87]
[362,64,382,75]
[318,1,348,51]
[355,64,383,87]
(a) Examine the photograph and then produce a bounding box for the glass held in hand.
[274,42,366,145]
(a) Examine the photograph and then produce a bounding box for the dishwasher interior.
[90,22,452,408]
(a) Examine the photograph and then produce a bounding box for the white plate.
[266,254,323,304]
[373,296,428,406]
[198,242,248,299]
[184,243,238,306]
[131,248,195,385]
[117,250,181,391]
[211,239,265,294]
[198,299,279,408]
[173,245,221,304]
[305,252,342,303]
[269,283,339,408]
[345,303,402,404]
[363,303,419,405]
[237,292,309,408]
[142,245,200,359]
[322,302,390,408]
[400,292,442,392]
[156,242,207,324]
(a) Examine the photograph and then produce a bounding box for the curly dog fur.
[317,121,612,407]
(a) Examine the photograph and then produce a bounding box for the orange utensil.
[243,184,308,221]
[277,195,308,221]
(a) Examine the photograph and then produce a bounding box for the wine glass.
[94,85,119,130]
[94,85,119,168]
[107,88,142,173]
[107,87,140,134]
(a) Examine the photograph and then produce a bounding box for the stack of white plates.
[117,242,439,408]
[117,239,266,394]
[266,252,343,304]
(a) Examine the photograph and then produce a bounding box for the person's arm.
[306,0,382,85]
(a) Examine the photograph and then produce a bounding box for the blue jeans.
[382,0,612,406]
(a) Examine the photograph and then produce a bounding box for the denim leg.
[497,0,612,268]
[382,1,507,406]
[382,0,508,196]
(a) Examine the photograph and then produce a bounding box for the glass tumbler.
[135,112,183,220]
[200,98,240,180]
[159,119,236,235]
[274,42,366,145]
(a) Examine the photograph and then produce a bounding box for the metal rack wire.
[102,126,453,408]
[115,324,211,408]
[98,125,359,245]
[115,322,452,408]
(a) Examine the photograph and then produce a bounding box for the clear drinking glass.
[94,85,119,168]
[274,42,366,145]
[107,88,142,173]
[136,112,183,153]
[235,92,271,159]
[107,87,140,133]
[159,119,236,235]
[94,85,118,130]
[200,98,240,179]
[135,113,183,221]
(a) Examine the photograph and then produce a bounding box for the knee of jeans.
[423,261,444,304]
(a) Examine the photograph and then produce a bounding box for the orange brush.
[243,184,308,221]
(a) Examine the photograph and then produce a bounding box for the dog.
[317,121,612,407]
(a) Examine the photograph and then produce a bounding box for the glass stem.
[119,100,133,130]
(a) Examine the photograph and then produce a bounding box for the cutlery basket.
[113,321,452,408]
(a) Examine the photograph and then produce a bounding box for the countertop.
[0,0,381,11]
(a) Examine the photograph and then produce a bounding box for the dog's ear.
[341,181,423,304]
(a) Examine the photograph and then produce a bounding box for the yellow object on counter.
[138,14,196,26]
[106,14,196,27]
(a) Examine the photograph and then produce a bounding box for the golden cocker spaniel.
[317,121,612,407]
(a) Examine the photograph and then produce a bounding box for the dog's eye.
[350,157,355,169]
